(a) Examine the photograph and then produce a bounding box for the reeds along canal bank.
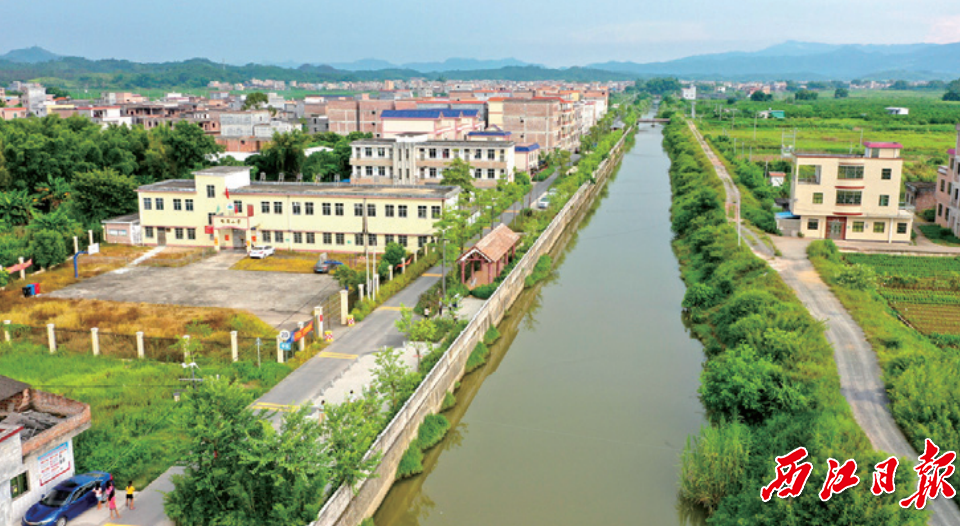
[372,117,711,526]
[311,118,638,526]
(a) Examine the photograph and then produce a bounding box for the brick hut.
[457,224,520,289]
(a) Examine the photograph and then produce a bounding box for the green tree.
[750,91,772,102]
[834,87,850,98]
[164,378,329,526]
[370,346,421,415]
[33,176,72,213]
[69,169,139,223]
[242,92,268,110]
[29,229,67,269]
[433,206,471,256]
[256,130,310,180]
[0,268,9,288]
[320,396,384,490]
[383,241,407,267]
[440,158,475,202]
[943,91,960,102]
[794,89,818,101]
[0,138,9,188]
[155,120,222,177]
[0,189,36,225]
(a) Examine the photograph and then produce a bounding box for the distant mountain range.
[587,40,960,81]
[1,41,959,84]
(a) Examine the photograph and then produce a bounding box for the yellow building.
[790,142,912,242]
[137,167,460,253]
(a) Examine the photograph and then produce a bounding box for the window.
[941,179,946,192]
[368,234,377,246]
[474,149,482,160]
[378,166,386,177]
[377,147,385,157]
[323,232,332,244]
[500,150,506,162]
[354,203,363,216]
[335,203,344,216]
[355,233,364,246]
[939,203,944,217]
[897,222,908,234]
[306,232,315,244]
[852,221,865,233]
[305,202,314,215]
[173,199,183,211]
[175,228,184,240]
[233,201,242,214]
[813,193,823,204]
[431,205,441,219]
[418,205,427,218]
[186,199,194,212]
[262,201,270,214]
[429,167,437,178]
[487,169,496,179]
[366,166,373,176]
[10,471,28,500]
[364,147,372,157]
[385,234,394,245]
[276,231,285,243]
[187,228,196,240]
[837,165,864,179]
[206,185,216,198]
[398,235,408,247]
[475,168,482,179]
[294,232,303,244]
[145,226,154,238]
[385,205,395,217]
[292,202,302,215]
[442,149,450,159]
[487,149,495,160]
[263,231,271,243]
[398,205,408,218]
[881,168,892,180]
[367,204,376,217]
[836,190,862,205]
[336,233,345,245]
[322,203,331,216]
[155,198,164,211]
[879,195,890,206]
[798,165,821,183]
[143,197,152,210]
[807,219,819,231]
[274,202,283,214]
[874,222,885,233]
[428,148,437,159]
[418,235,428,247]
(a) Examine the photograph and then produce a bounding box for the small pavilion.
[457,224,521,289]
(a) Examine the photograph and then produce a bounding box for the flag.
[224,188,230,199]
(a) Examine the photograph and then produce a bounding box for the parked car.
[314,259,344,274]
[537,195,551,209]
[249,245,275,259]
[22,471,112,526]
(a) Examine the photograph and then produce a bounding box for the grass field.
[690,93,960,182]
[231,250,364,273]
[917,224,960,246]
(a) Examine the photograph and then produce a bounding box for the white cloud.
[926,15,960,44]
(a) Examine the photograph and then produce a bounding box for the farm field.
[691,94,960,182]
[845,253,960,339]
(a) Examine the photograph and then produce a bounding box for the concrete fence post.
[314,306,323,339]
[91,328,100,356]
[18,257,25,280]
[183,335,191,362]
[359,284,365,302]
[298,322,306,352]
[3,320,10,343]
[47,323,56,354]
[136,332,145,359]
[340,290,348,325]
[73,236,79,254]
[276,335,284,363]
[88,230,94,246]
[230,331,239,362]
[389,264,394,282]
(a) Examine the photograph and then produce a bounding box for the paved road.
[771,237,960,526]
[687,121,774,258]
[81,170,563,526]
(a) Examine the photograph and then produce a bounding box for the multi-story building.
[380,109,482,140]
[349,135,516,188]
[220,111,271,137]
[934,124,960,234]
[501,98,564,151]
[20,85,47,116]
[136,166,459,254]
[0,107,27,121]
[789,142,912,242]
[0,376,92,526]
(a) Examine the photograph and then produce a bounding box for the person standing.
[108,482,120,519]
[125,481,136,510]
[94,483,104,511]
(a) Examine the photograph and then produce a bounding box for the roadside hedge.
[351,250,440,322]
[663,114,920,524]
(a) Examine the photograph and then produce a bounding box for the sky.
[2,0,959,67]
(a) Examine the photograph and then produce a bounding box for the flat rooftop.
[138,179,196,192]
[233,182,461,200]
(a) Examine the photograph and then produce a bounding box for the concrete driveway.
[50,252,340,331]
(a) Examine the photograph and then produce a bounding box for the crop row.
[846,253,960,278]
[891,302,960,335]
[880,289,960,305]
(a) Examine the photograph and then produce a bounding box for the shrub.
[396,443,424,480]
[29,229,68,269]
[922,208,936,222]
[807,239,840,261]
[680,421,751,513]
[441,391,456,412]
[483,326,501,345]
[465,342,490,373]
[835,263,876,291]
[524,255,552,287]
[470,283,497,299]
[417,414,450,450]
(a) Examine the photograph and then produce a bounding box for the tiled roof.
[0,375,30,402]
[515,143,540,152]
[462,224,520,263]
[381,109,479,119]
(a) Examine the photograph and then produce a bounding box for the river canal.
[374,120,707,526]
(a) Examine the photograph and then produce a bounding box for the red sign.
[4,259,32,273]
[294,321,314,342]
[204,225,214,234]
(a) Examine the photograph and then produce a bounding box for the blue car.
[22,471,112,526]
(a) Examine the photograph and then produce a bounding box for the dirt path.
[771,237,960,526]
[686,121,774,258]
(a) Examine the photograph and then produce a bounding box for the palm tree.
[33,176,72,212]
[0,189,36,226]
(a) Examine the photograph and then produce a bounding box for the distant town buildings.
[935,124,960,236]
